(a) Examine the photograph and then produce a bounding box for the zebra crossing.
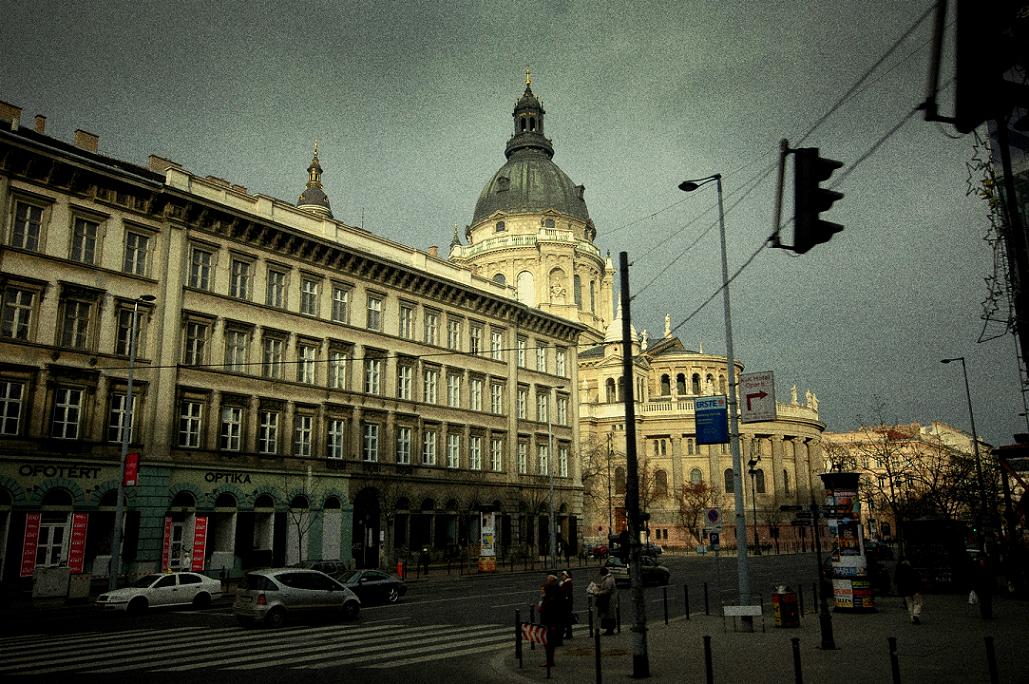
[0,620,516,674]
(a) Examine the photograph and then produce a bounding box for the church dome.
[297,145,333,218]
[471,74,590,225]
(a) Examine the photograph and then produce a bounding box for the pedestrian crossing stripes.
[0,621,521,674]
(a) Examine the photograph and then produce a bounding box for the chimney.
[34,115,46,134]
[427,245,439,258]
[148,154,181,173]
[74,129,99,153]
[0,100,22,130]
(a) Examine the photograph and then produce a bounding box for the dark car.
[233,568,361,627]
[604,555,671,586]
[335,569,407,604]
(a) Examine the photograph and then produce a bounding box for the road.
[0,552,820,681]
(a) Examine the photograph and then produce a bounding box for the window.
[615,466,626,494]
[516,337,527,367]
[258,410,279,454]
[266,268,287,307]
[470,377,483,411]
[178,400,203,448]
[298,344,317,384]
[469,436,482,470]
[490,437,503,471]
[446,434,460,469]
[447,318,462,350]
[755,469,766,494]
[687,437,695,454]
[35,514,68,568]
[590,281,596,312]
[469,325,482,356]
[724,468,734,493]
[327,348,349,389]
[364,357,382,394]
[690,468,703,484]
[447,374,461,408]
[366,294,383,331]
[262,336,284,379]
[188,246,213,290]
[491,330,504,360]
[71,217,99,264]
[517,386,528,419]
[424,310,440,345]
[224,328,250,372]
[537,443,549,475]
[52,387,83,439]
[556,395,568,425]
[122,231,150,275]
[491,383,504,414]
[114,306,141,357]
[397,364,413,400]
[692,374,701,394]
[661,375,671,395]
[652,438,668,456]
[556,348,567,377]
[11,201,43,251]
[783,469,791,495]
[1,287,35,340]
[300,277,320,316]
[183,320,209,366]
[399,303,414,339]
[230,258,252,299]
[422,429,437,465]
[396,426,412,464]
[559,445,569,477]
[0,380,25,435]
[327,419,347,459]
[294,414,313,457]
[496,220,506,232]
[536,393,548,423]
[423,367,439,404]
[220,405,243,451]
[517,442,528,474]
[60,299,92,349]
[677,374,687,395]
[362,423,379,462]
[655,470,668,495]
[536,344,547,372]
[331,285,350,323]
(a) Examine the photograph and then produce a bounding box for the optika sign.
[204,471,252,484]
[19,464,102,479]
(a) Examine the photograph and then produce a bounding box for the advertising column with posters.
[820,472,875,611]
[479,511,497,572]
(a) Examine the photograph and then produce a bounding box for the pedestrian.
[559,570,574,639]
[537,574,562,667]
[894,557,923,624]
[419,546,430,575]
[591,566,618,635]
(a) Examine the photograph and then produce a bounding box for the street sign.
[705,507,722,530]
[695,396,729,444]
[709,531,720,549]
[739,371,776,423]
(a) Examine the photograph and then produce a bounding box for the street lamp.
[679,174,752,623]
[748,455,762,556]
[548,385,566,570]
[108,294,156,590]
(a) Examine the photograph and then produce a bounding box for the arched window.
[690,468,703,484]
[783,469,791,495]
[495,221,505,233]
[692,373,701,394]
[215,492,237,508]
[605,378,616,403]
[660,374,671,395]
[755,469,766,494]
[589,282,596,313]
[724,468,734,493]
[676,374,686,395]
[655,470,668,496]
[516,271,535,305]
[615,466,626,495]
[573,275,582,308]
[705,374,715,394]
[617,376,625,402]
[543,217,555,228]
[493,273,506,286]
[719,375,727,395]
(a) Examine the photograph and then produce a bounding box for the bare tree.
[282,467,317,565]
[377,477,413,569]
[579,434,620,537]
[675,480,722,546]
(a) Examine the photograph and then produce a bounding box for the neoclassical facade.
[0,97,581,590]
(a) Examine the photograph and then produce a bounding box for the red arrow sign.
[746,391,768,410]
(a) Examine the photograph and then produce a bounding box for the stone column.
[671,436,683,493]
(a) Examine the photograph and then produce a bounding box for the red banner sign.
[20,512,41,577]
[191,516,208,571]
[161,516,173,570]
[123,452,140,486]
[67,513,88,574]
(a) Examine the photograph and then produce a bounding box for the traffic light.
[953,0,1025,134]
[792,147,844,254]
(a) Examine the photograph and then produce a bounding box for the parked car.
[604,555,671,586]
[335,569,407,604]
[233,568,361,628]
[95,571,222,614]
[642,543,664,556]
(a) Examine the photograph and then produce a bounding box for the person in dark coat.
[894,557,923,624]
[592,566,618,635]
[537,574,562,667]
[559,570,574,639]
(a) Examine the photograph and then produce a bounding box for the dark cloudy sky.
[2,1,1023,444]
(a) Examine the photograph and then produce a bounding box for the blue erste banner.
[695,396,729,445]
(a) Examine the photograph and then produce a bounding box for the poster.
[479,511,496,572]
[820,472,875,612]
[67,513,88,574]
[191,516,208,571]
[20,512,41,577]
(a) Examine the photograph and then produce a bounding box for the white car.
[95,572,223,613]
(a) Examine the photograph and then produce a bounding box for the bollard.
[594,625,603,684]
[984,636,999,684]
[888,636,901,683]
[704,635,714,684]
[791,637,803,684]
[663,586,669,625]
[704,581,710,616]
[515,609,523,667]
[588,596,595,637]
[685,584,691,620]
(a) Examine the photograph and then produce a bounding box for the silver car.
[95,572,222,613]
[233,568,361,627]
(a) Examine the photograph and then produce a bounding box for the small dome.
[604,303,637,344]
[297,145,333,218]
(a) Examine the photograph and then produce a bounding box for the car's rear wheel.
[342,601,360,620]
[127,597,148,615]
[387,588,400,603]
[265,607,287,628]
[192,592,211,609]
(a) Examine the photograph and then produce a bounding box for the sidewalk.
[491,592,1029,683]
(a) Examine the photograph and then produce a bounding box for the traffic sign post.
[739,371,777,423]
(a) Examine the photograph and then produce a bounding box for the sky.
[2,0,1024,445]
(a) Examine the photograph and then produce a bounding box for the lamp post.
[108,294,156,590]
[748,456,762,555]
[607,432,614,536]
[679,174,752,625]
[548,385,565,570]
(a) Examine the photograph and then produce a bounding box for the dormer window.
[496,221,506,233]
[543,218,555,228]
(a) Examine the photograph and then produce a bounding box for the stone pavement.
[489,592,1029,683]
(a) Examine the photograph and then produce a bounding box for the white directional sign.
[739,371,777,423]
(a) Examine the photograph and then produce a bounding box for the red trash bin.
[772,590,800,627]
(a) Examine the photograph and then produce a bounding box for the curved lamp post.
[939,357,987,530]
